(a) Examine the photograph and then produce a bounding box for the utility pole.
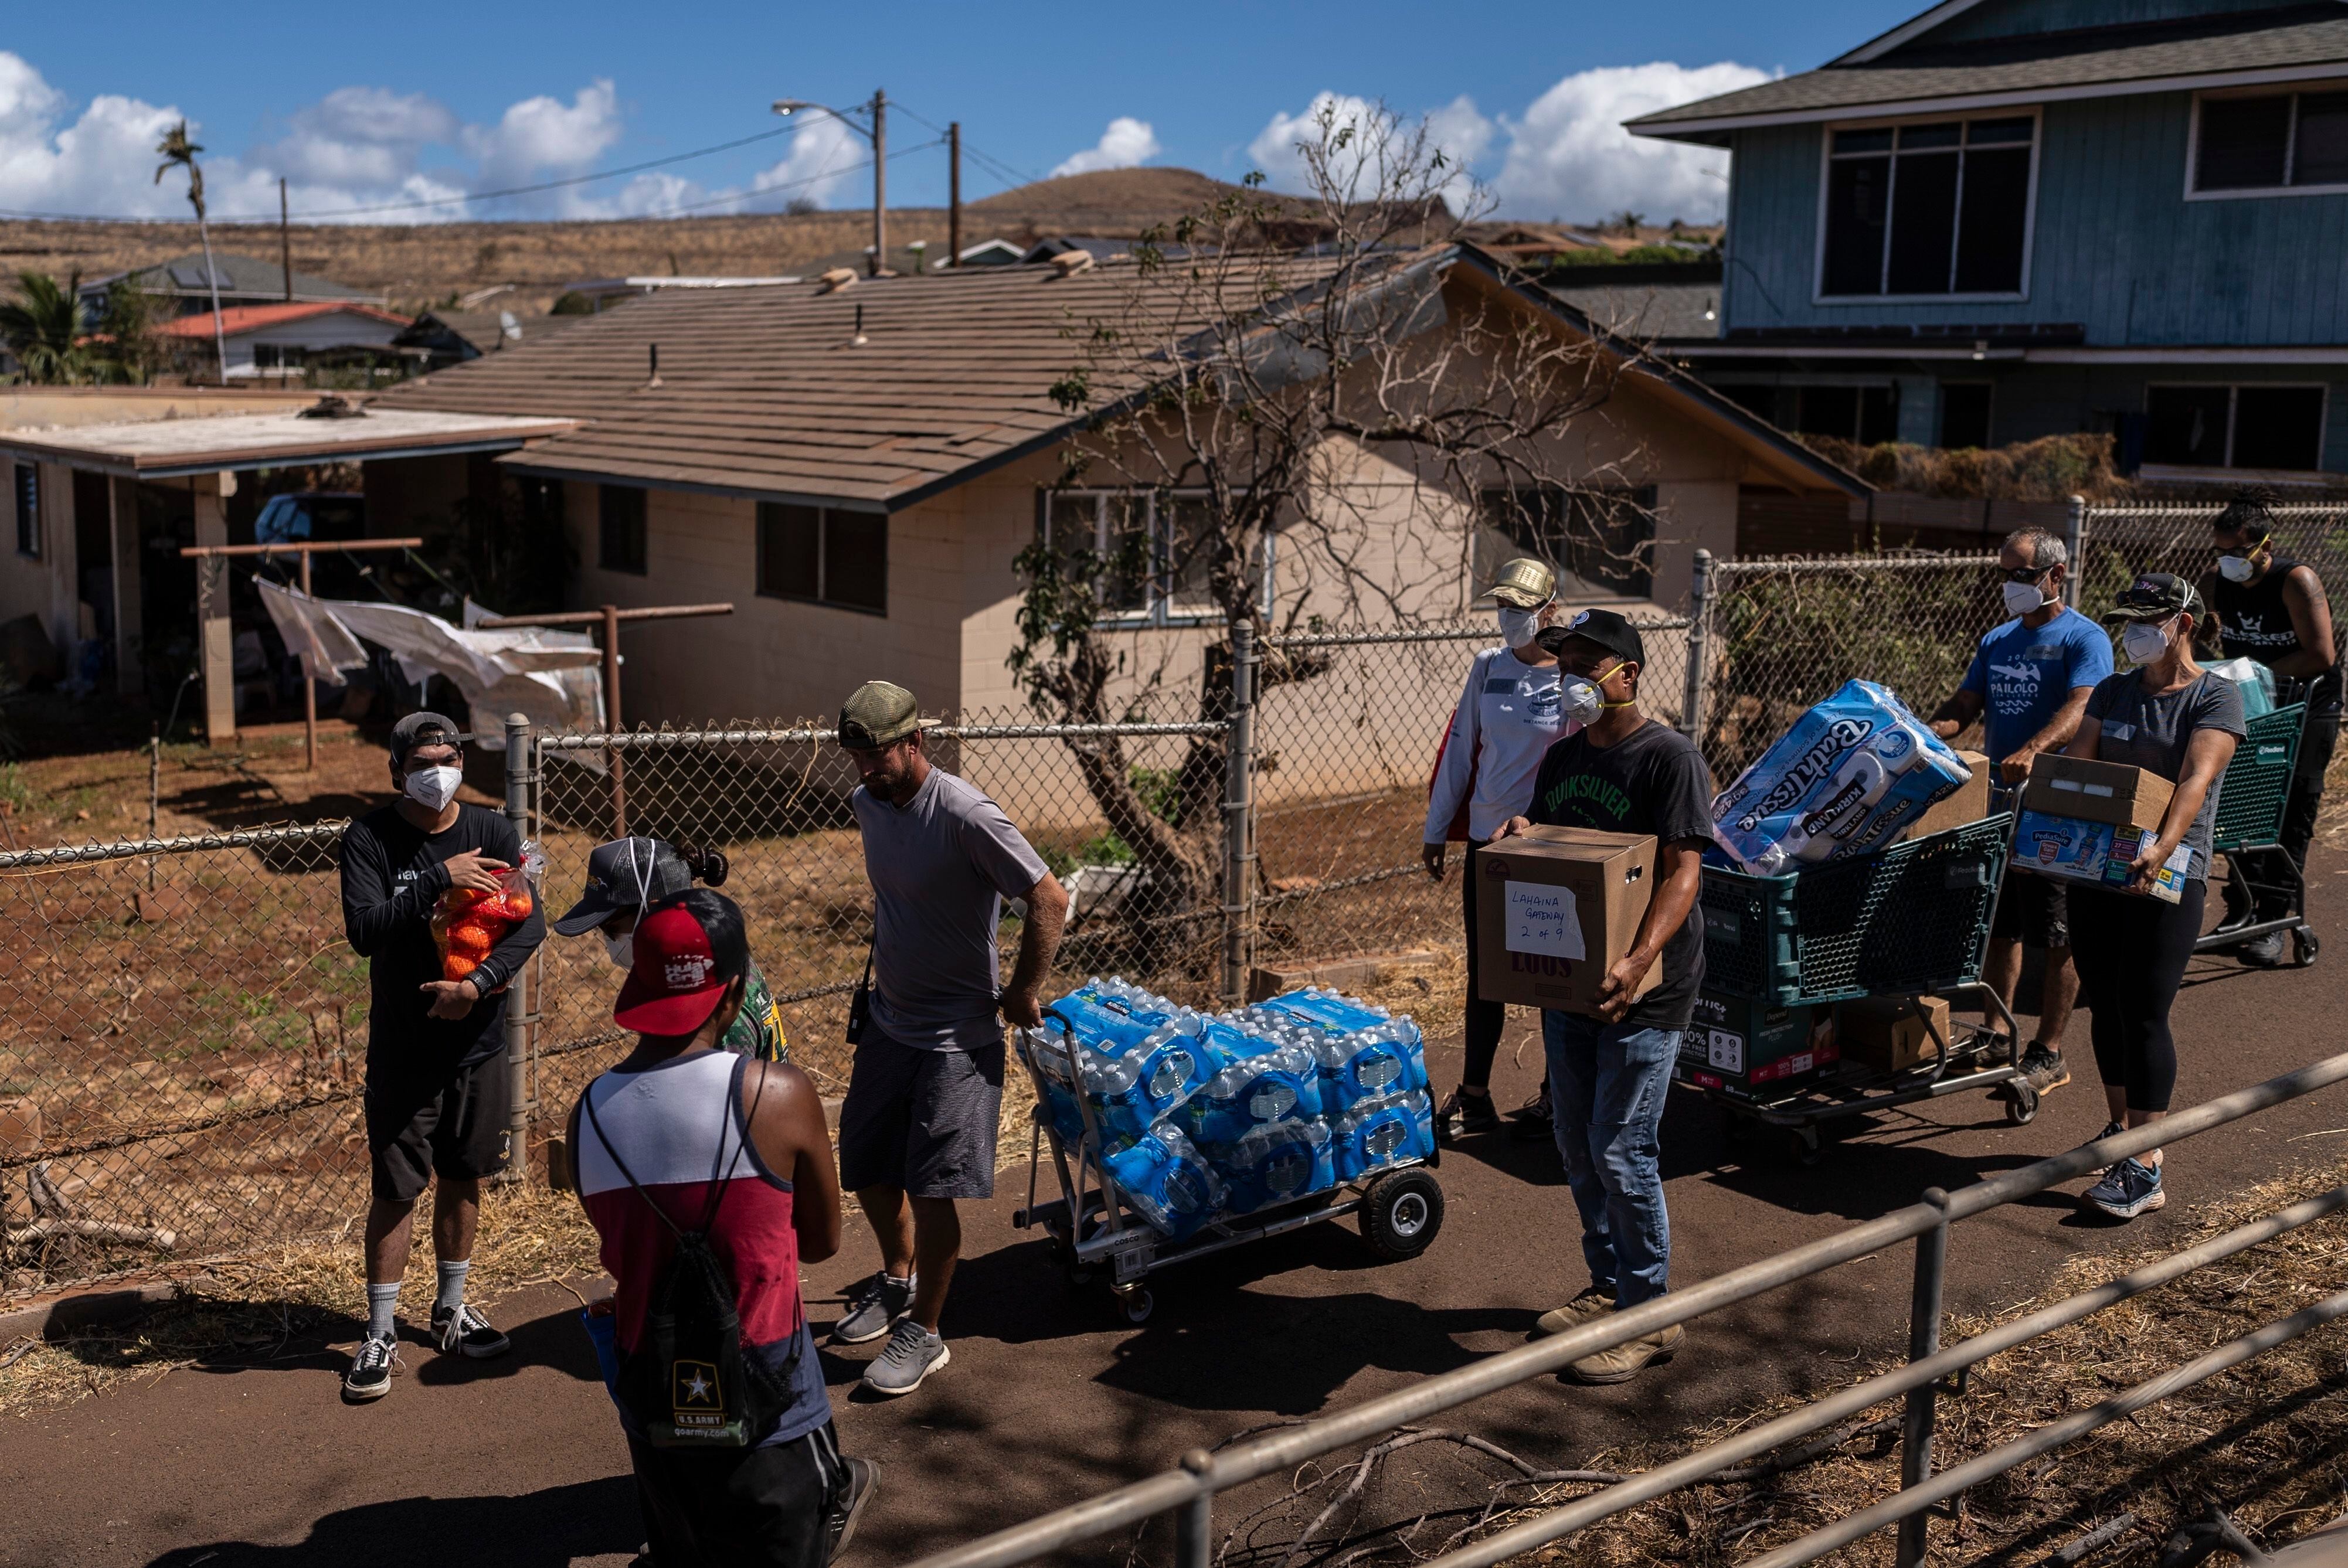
[475,603,734,836]
[949,121,962,269]
[278,178,292,302]
[871,89,888,276]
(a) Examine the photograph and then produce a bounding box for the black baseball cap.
[553,836,699,936]
[1535,606,1647,666]
[2102,573,2203,625]
[389,711,461,767]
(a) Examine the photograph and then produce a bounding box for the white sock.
[435,1259,470,1316]
[366,1282,400,1339]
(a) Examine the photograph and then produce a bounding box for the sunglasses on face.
[2216,535,2271,558]
[1999,564,2053,583]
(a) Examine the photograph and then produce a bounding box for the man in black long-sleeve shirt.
[337,712,545,1403]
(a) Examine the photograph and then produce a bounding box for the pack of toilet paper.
[1710,679,1973,876]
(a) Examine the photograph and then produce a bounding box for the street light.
[774,92,887,277]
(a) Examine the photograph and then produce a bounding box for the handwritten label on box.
[1505,881,1584,960]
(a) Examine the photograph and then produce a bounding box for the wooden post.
[300,550,316,771]
[109,475,142,697]
[871,90,888,277]
[193,475,235,747]
[603,603,625,836]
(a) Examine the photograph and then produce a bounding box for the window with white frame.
[2192,89,2348,196]
[2144,384,2326,472]
[1820,115,2036,298]
[1041,489,1258,623]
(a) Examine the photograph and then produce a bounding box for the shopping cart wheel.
[2295,928,2321,968]
[1782,1127,1824,1169]
[2002,1080,2039,1126]
[1360,1169,1446,1261]
[1115,1286,1154,1325]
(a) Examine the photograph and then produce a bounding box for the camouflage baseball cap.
[1481,557,1557,610]
[838,681,928,749]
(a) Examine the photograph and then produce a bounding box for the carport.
[0,404,576,744]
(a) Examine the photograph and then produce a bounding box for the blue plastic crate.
[1699,815,2011,1008]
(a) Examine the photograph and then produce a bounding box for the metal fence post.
[1680,548,1714,745]
[1897,1186,1952,1568]
[2064,495,2086,608]
[1174,1450,1214,1568]
[501,711,534,1186]
[1221,623,1258,1009]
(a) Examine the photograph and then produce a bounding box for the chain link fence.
[12,513,2336,1301]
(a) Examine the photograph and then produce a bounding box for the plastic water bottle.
[1185,1038,1324,1144]
[1100,1123,1224,1240]
[1210,1119,1336,1215]
[1331,1089,1436,1181]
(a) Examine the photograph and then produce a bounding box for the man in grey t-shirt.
[830,681,1068,1397]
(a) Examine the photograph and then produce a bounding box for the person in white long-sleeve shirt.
[1422,557,1578,1141]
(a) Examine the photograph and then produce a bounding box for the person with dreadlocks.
[2198,487,2340,966]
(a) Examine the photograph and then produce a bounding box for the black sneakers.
[1510,1084,1555,1142]
[1433,1087,1502,1141]
[342,1332,400,1402]
[828,1457,879,1563]
[431,1303,511,1359]
[2019,1044,2070,1091]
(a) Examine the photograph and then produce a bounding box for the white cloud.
[465,80,626,205]
[1248,92,1493,212]
[1050,117,1160,179]
[743,110,866,212]
[1491,61,1771,224]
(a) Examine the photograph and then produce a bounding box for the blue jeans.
[1543,1011,1679,1308]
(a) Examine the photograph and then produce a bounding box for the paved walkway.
[8,855,2346,1567]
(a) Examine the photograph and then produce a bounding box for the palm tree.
[155,121,227,385]
[0,271,89,384]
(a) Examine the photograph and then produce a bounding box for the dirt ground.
[6,837,2348,1566]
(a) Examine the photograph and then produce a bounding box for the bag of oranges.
[430,841,541,987]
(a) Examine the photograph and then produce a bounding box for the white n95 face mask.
[2002,580,2048,617]
[1497,605,1542,649]
[403,764,462,811]
[2121,618,2174,665]
[2218,553,2257,584]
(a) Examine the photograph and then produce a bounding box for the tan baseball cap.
[1481,557,1557,610]
[838,681,930,749]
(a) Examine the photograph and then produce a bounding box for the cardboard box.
[2024,755,2173,831]
[1474,826,1659,1015]
[1834,994,1951,1073]
[2011,809,2190,904]
[1677,994,1839,1095]
[1901,750,1991,842]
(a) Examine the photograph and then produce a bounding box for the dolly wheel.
[1360,1169,1446,1261]
[2003,1080,2040,1126]
[1116,1286,1154,1325]
[2296,928,2321,968]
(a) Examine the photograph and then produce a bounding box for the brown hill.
[0,166,1294,317]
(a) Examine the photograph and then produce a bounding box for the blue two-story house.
[1626,0,2348,483]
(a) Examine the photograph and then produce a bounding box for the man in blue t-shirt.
[1930,527,2114,1094]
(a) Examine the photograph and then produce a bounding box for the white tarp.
[254,579,607,751]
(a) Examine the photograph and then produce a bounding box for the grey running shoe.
[2019,1045,2070,1091]
[2084,1157,2166,1219]
[431,1302,511,1359]
[828,1457,879,1562]
[2238,930,2289,968]
[861,1318,950,1396]
[342,1331,400,1402]
[832,1272,915,1345]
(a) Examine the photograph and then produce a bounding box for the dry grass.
[1467,1159,2348,1568]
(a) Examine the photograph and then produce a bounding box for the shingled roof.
[1628,4,2348,142]
[375,249,1861,508]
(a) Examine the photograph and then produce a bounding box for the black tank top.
[2211,554,2312,666]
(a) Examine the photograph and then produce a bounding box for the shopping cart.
[1008,1022,1444,1324]
[2197,701,2317,965]
[1680,815,2026,1165]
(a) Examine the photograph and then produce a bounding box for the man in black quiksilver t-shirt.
[1494,607,1713,1386]
[336,712,544,1403]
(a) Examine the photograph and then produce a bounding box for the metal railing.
[904,1050,2348,1568]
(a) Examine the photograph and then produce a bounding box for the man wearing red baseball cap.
[572,891,875,1565]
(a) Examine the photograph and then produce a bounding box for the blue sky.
[0,1,1917,226]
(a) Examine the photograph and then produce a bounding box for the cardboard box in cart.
[1900,751,1991,842]
[1677,993,1839,1097]
[1474,827,1659,1015]
[2014,756,2190,904]
[1834,994,1951,1073]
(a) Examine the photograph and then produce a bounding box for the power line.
[0,119,813,226]
[631,135,943,220]
[888,102,1037,192]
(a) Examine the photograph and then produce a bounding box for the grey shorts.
[837,1033,1004,1200]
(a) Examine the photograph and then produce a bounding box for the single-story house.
[159,302,414,381]
[358,246,1863,760]
[77,253,384,318]
[394,308,578,370]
